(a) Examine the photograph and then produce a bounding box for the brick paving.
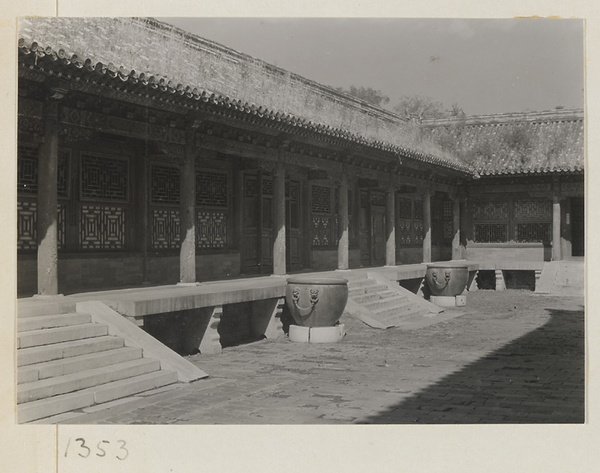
[58,290,584,424]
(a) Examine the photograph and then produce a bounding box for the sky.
[157,18,584,116]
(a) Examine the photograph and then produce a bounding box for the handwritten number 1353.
[64,438,129,460]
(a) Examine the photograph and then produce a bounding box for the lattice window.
[371,192,386,207]
[57,151,70,198]
[398,198,412,219]
[17,145,38,194]
[360,190,369,209]
[443,200,453,219]
[151,209,180,249]
[151,165,180,205]
[262,177,273,196]
[398,220,412,245]
[312,215,332,246]
[197,210,227,249]
[245,175,259,197]
[472,201,508,221]
[312,185,331,213]
[474,223,507,243]
[18,146,70,197]
[442,200,453,240]
[17,200,37,250]
[515,223,551,243]
[414,199,423,220]
[196,170,228,208]
[80,205,126,249]
[333,187,353,216]
[81,155,128,202]
[514,200,552,221]
[413,221,424,244]
[17,200,67,251]
[443,221,453,240]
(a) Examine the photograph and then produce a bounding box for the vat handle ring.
[431,270,452,290]
[291,287,319,317]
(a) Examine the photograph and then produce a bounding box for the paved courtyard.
[53,289,584,425]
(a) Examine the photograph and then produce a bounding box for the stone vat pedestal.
[289,324,346,343]
[430,295,467,308]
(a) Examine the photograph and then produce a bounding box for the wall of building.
[17,251,242,296]
[310,249,362,271]
[465,245,551,262]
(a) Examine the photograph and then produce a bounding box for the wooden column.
[337,169,349,270]
[451,197,462,260]
[422,191,432,263]
[272,161,286,276]
[180,128,196,283]
[552,193,562,261]
[37,101,59,295]
[385,187,396,266]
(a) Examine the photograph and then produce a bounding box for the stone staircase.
[17,302,179,423]
[345,274,441,329]
[535,259,585,297]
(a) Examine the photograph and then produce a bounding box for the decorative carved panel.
[80,205,126,249]
[371,192,386,207]
[152,208,180,249]
[311,185,331,213]
[471,201,509,221]
[81,155,129,202]
[17,145,38,194]
[398,198,412,219]
[17,201,67,251]
[312,215,332,246]
[414,199,423,220]
[443,220,453,240]
[18,146,70,197]
[515,223,551,243]
[17,200,37,251]
[151,165,180,205]
[197,210,227,249]
[196,170,228,207]
[514,200,552,221]
[474,223,507,243]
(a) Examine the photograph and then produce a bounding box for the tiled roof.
[421,110,584,176]
[17,21,473,176]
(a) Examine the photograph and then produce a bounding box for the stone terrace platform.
[20,262,483,319]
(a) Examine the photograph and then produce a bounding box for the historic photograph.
[16,17,584,424]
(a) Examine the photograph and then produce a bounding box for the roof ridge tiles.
[18,36,476,175]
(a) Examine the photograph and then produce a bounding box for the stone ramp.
[534,260,585,297]
[16,299,204,423]
[344,273,441,329]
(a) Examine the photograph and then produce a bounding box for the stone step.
[362,283,390,294]
[363,296,409,311]
[18,336,125,367]
[351,290,397,304]
[18,370,178,423]
[18,313,92,333]
[18,358,161,404]
[378,306,431,325]
[350,292,383,304]
[18,347,143,385]
[371,301,416,318]
[347,278,378,289]
[18,300,76,318]
[17,323,109,349]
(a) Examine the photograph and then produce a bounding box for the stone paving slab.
[52,290,584,424]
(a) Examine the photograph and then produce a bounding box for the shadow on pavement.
[358,305,585,424]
